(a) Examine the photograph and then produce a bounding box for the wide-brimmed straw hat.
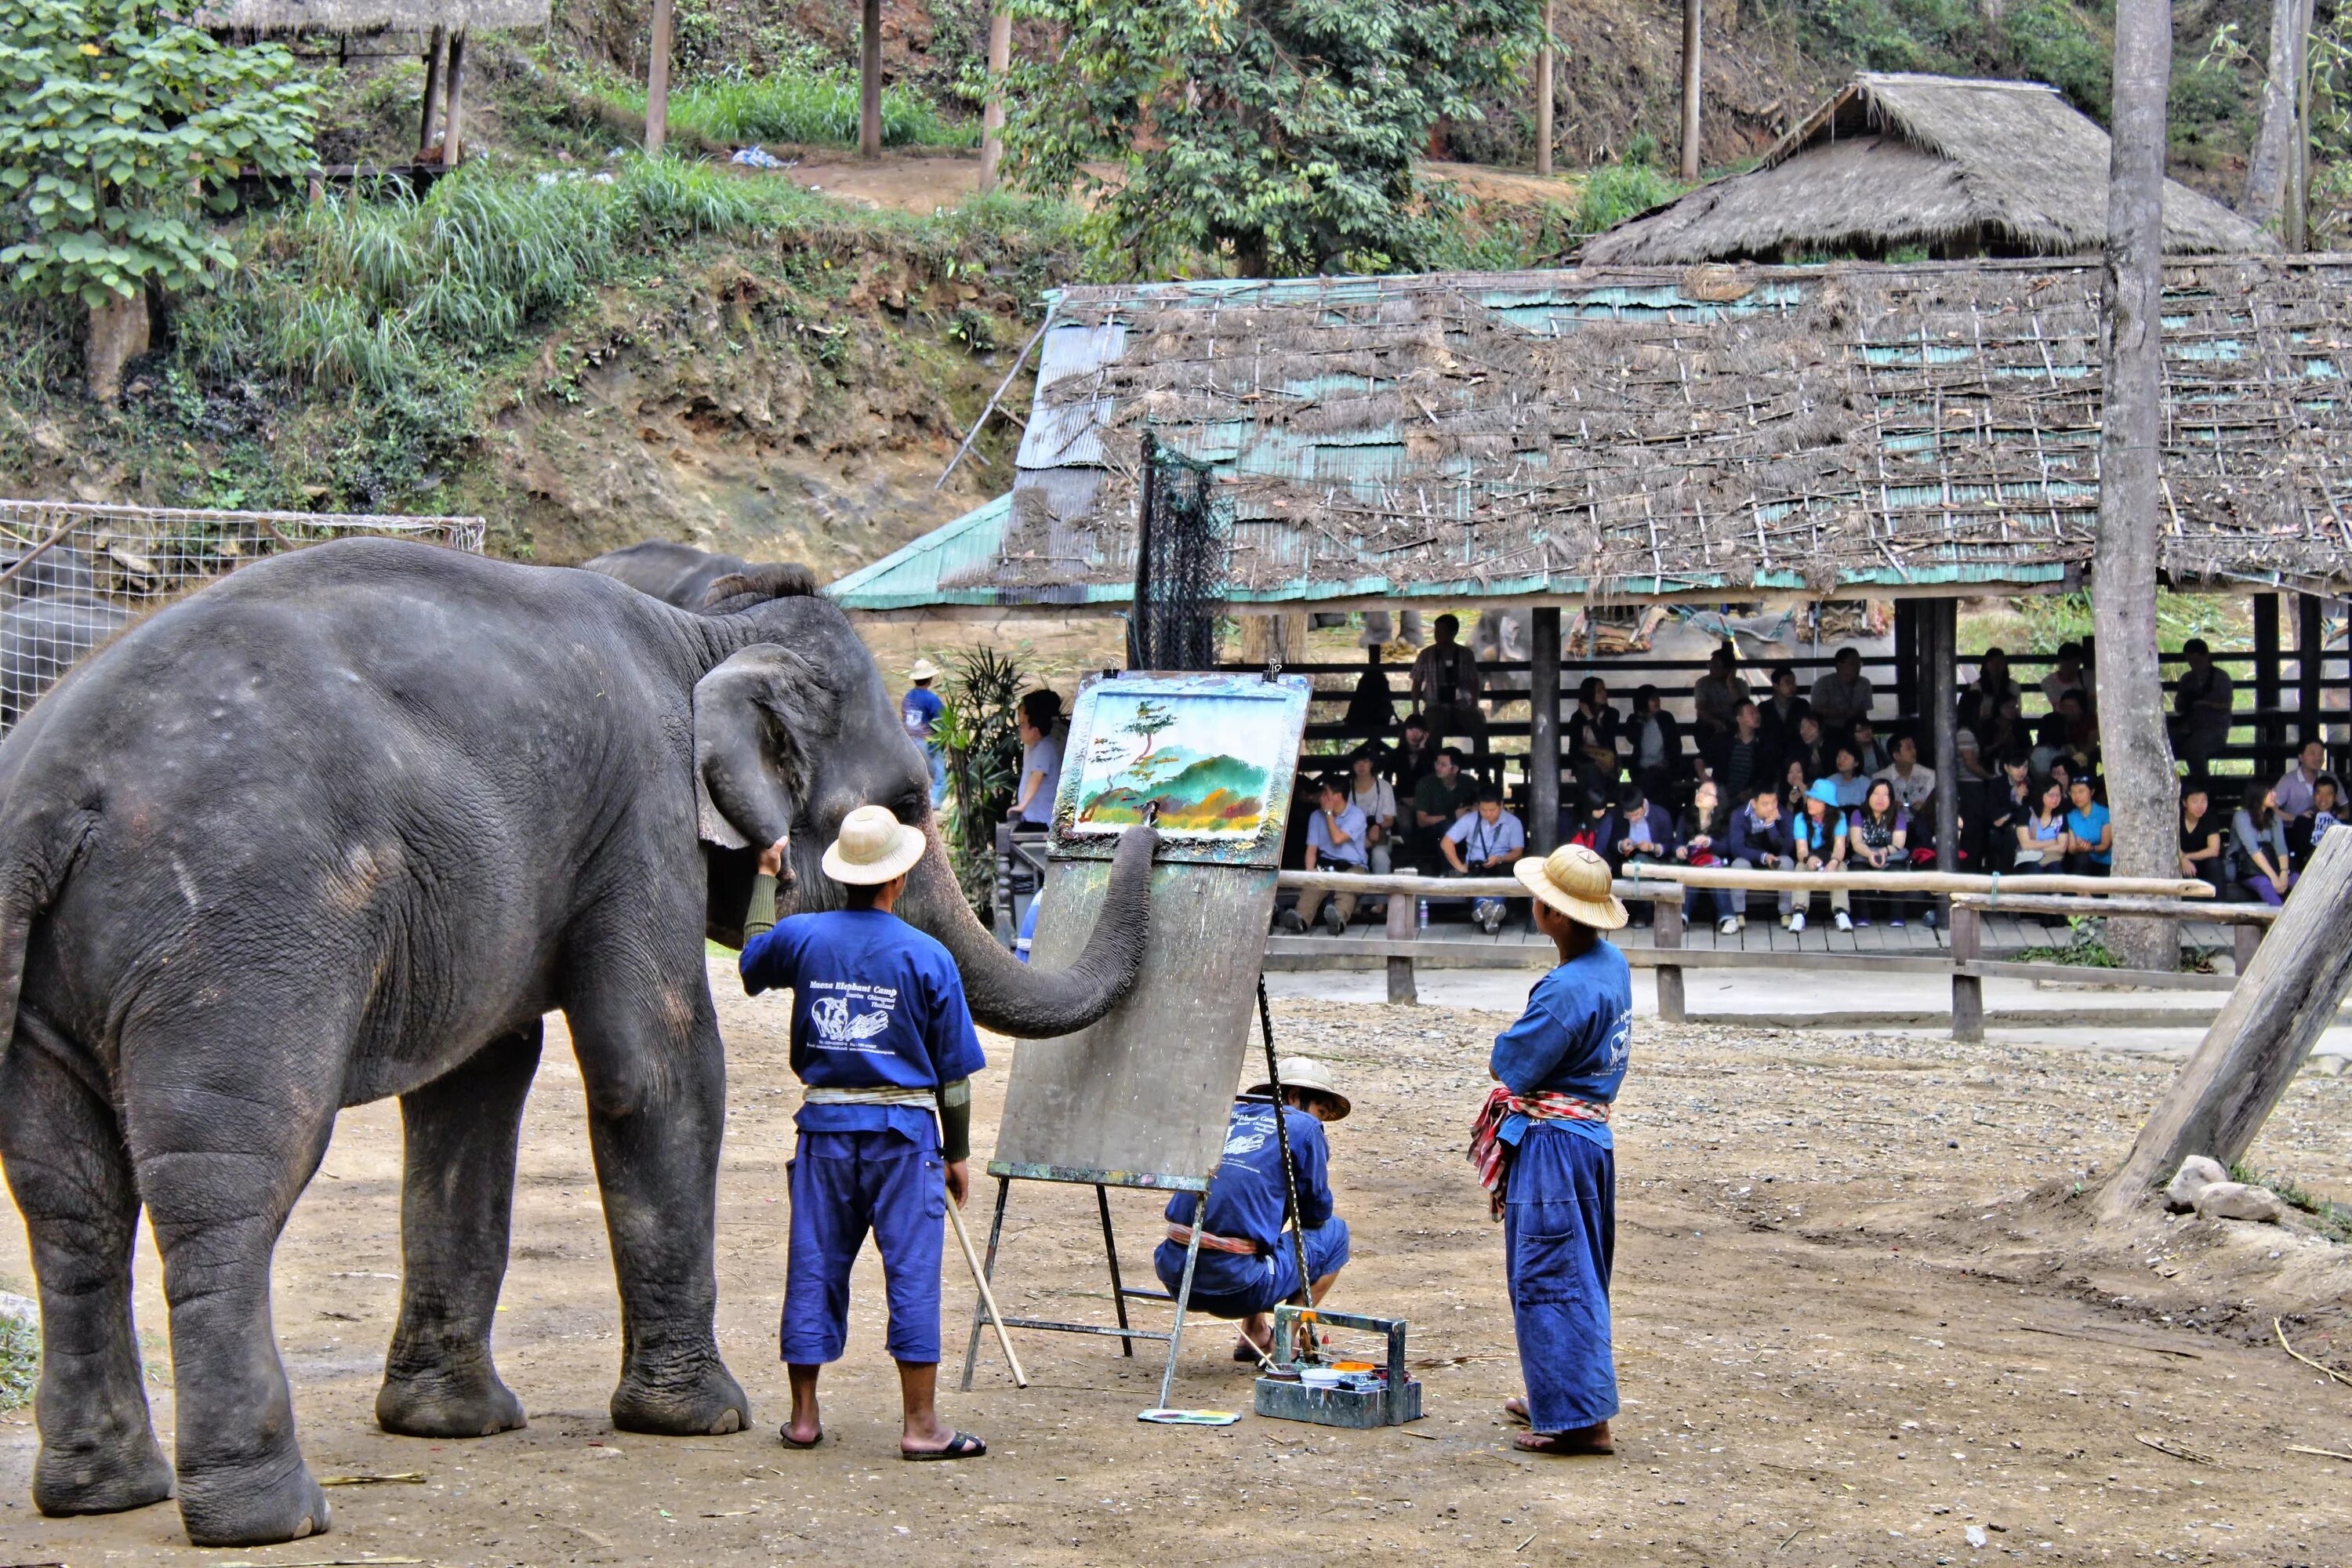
[821,804,926,886]
[1247,1056,1352,1120]
[1514,843,1629,931]
[908,658,941,682]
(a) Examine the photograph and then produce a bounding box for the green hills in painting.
[1077,750,1269,833]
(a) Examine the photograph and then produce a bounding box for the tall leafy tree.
[0,0,317,394]
[1001,0,1539,278]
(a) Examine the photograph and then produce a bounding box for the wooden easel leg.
[1157,1192,1207,1411]
[1097,1184,1134,1356]
[959,1175,1013,1392]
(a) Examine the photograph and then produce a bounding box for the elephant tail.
[0,797,83,1051]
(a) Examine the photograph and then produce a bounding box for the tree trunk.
[85,291,151,405]
[859,0,883,160]
[2096,0,2180,975]
[978,5,1011,191]
[2245,0,2305,231]
[2285,0,2315,249]
[1534,1,1555,178]
[1530,605,1561,853]
[644,0,672,155]
[2101,829,2352,1218]
[1679,0,1704,181]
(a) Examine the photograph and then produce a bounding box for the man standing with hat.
[739,804,988,1460]
[1152,1058,1352,1363]
[1469,842,1632,1457]
[902,659,947,809]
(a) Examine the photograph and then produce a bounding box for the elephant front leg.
[568,987,747,1437]
[0,1019,174,1519]
[376,1025,541,1439]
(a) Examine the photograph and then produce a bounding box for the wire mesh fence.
[0,499,487,733]
[1127,432,1228,672]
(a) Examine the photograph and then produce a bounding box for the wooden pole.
[859,0,884,160]
[2093,0,2182,976]
[1277,867,2209,897]
[1534,0,1555,178]
[1679,0,1703,181]
[2299,592,2325,744]
[1950,891,2278,923]
[2102,828,2352,1218]
[978,3,1011,192]
[1893,599,1920,726]
[1530,605,1562,855]
[946,1198,1027,1387]
[1384,885,1417,1004]
[419,25,448,158]
[644,0,673,155]
[1653,895,1686,1024]
[2256,592,2281,758]
[1949,901,1983,1043]
[2286,0,2315,251]
[439,30,468,167]
[1929,599,1958,879]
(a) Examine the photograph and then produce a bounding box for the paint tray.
[1252,1306,1423,1428]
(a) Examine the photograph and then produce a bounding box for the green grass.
[604,65,975,151]
[1573,158,1682,236]
[0,1313,34,1414]
[2229,1160,2352,1243]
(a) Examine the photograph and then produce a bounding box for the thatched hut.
[1581,73,2270,265]
[196,0,550,169]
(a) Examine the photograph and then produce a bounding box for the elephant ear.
[692,643,828,851]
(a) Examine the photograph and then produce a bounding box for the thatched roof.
[1581,74,2270,265]
[196,0,547,35]
[827,255,2352,617]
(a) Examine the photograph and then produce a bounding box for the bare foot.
[1513,1421,1613,1457]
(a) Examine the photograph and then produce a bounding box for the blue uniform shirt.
[741,909,985,1143]
[1489,941,1633,1151]
[902,684,944,743]
[1163,1100,1334,1294]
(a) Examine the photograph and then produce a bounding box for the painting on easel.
[1050,673,1310,866]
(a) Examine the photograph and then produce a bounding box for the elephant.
[581,539,766,608]
[0,539,1157,1547]
[0,543,97,608]
[0,590,132,728]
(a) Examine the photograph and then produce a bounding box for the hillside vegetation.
[0,0,2307,575]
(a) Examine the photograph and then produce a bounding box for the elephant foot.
[376,1361,527,1439]
[610,1357,750,1437]
[32,1432,176,1518]
[176,1460,330,1548]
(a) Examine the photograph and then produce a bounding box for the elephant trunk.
[899,818,1156,1039]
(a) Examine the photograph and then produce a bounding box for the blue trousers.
[782,1130,946,1365]
[1503,1126,1617,1432]
[1153,1216,1352,1320]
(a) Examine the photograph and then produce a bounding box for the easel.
[957,1164,1210,1410]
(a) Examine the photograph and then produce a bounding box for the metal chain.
[1256,976,1317,1357]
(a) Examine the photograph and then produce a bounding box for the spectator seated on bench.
[1722,786,1796,937]
[1443,783,1526,935]
[1846,779,1915,927]
[1791,779,1853,935]
[2233,779,2297,906]
[1283,775,1370,935]
[1594,785,1674,927]
[2060,775,2113,880]
[2179,779,2226,895]
[2289,774,2344,863]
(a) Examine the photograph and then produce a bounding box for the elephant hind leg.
[376,1023,540,1439]
[0,1010,174,1518]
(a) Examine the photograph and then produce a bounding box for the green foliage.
[2013,590,2239,655]
[2012,914,2118,968]
[604,62,974,149]
[1574,158,1682,237]
[2228,1160,2352,1242]
[0,0,318,309]
[935,647,1029,910]
[1999,0,2111,121]
[0,1313,33,1413]
[1774,0,2112,120]
[1003,0,1542,278]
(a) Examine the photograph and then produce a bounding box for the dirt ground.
[6,978,2352,1568]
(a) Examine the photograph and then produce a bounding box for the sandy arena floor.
[5,974,2352,1567]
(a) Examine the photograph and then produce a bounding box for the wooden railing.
[1270,866,2233,1037]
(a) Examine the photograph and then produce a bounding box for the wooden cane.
[948,1194,1028,1388]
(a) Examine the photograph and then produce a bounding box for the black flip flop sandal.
[778,1425,824,1450]
[1233,1341,1271,1364]
[902,1431,986,1461]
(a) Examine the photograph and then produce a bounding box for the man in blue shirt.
[1284,775,1370,935]
[1152,1058,1351,1363]
[740,804,989,1461]
[1444,784,1527,934]
[902,659,946,809]
[1474,842,1632,1457]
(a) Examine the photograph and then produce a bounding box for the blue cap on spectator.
[1806,779,1843,808]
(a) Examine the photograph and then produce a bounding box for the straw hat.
[908,658,941,682]
[821,804,927,886]
[1247,1056,1351,1120]
[1514,843,1629,931]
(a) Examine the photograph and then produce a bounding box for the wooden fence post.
[1385,886,1417,1005]
[1949,901,1983,1043]
[2233,920,2261,975]
[2101,828,2352,1219]
[1653,893,1685,1024]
